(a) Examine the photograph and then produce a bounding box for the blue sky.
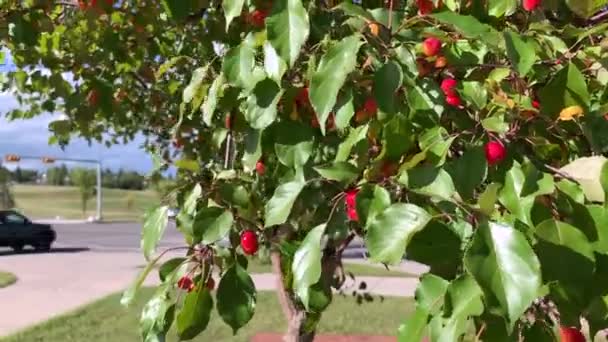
[0,94,154,173]
[0,51,154,173]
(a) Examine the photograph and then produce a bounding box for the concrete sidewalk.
[0,251,420,337]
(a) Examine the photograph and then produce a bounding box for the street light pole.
[96,161,102,221]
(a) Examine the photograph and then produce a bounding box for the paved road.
[48,221,184,252]
[19,221,371,258]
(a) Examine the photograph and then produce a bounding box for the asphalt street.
[49,221,185,252]
[5,221,369,257]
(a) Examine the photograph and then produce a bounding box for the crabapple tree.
[2,0,608,341]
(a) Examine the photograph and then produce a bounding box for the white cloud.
[0,95,153,173]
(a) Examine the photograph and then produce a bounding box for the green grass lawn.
[0,271,16,288]
[12,184,160,221]
[246,258,418,278]
[1,289,414,342]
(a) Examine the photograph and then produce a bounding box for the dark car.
[0,210,56,252]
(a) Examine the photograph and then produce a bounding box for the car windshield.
[4,212,26,225]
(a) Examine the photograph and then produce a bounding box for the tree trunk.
[269,234,353,342]
[270,251,316,342]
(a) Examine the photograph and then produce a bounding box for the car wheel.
[11,244,24,253]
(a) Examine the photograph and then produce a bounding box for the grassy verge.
[0,271,17,288]
[12,184,160,221]
[246,258,418,278]
[2,289,414,342]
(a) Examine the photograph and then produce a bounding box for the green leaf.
[416,274,450,313]
[193,208,234,244]
[217,264,256,333]
[223,42,255,89]
[273,121,314,168]
[242,128,263,171]
[481,113,509,133]
[158,257,186,282]
[202,74,225,126]
[374,61,403,114]
[399,165,456,200]
[292,224,326,310]
[499,161,553,225]
[334,2,375,21]
[446,146,487,200]
[175,159,200,173]
[381,115,415,160]
[430,275,484,342]
[406,79,445,120]
[397,307,429,342]
[335,125,368,162]
[183,184,202,216]
[479,183,501,216]
[310,35,363,135]
[245,78,283,130]
[503,30,537,76]
[264,177,306,227]
[431,12,503,49]
[263,42,287,83]
[418,127,455,166]
[465,222,541,331]
[357,185,392,227]
[398,274,449,342]
[141,206,170,261]
[566,0,608,18]
[539,62,590,117]
[176,288,213,340]
[461,81,488,110]
[560,156,608,203]
[223,0,246,30]
[366,204,431,265]
[161,0,192,20]
[266,0,309,67]
[406,220,463,279]
[534,220,595,287]
[141,290,175,342]
[314,162,359,183]
[488,0,517,17]
[334,89,355,130]
[183,66,208,104]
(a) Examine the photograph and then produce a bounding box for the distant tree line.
[9,164,148,190]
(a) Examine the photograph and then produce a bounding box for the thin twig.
[475,322,487,342]
[543,164,578,182]
[387,0,394,30]
[336,232,355,258]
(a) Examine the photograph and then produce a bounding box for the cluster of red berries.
[440,78,461,108]
[344,189,359,222]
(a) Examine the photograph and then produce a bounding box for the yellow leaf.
[559,106,584,121]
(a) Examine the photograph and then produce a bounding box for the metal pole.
[96,161,102,221]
